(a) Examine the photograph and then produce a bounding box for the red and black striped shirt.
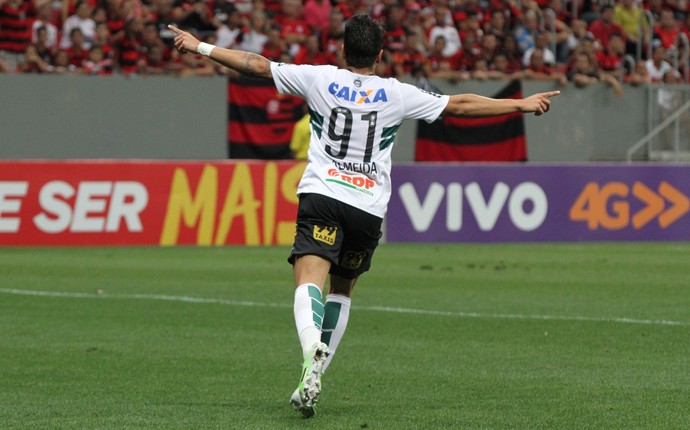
[0,1,36,53]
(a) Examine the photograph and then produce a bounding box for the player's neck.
[346,66,376,76]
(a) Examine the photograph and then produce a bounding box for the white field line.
[1,288,688,327]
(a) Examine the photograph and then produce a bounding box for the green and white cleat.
[290,342,330,418]
[290,388,315,418]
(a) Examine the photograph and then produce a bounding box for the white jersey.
[271,63,449,218]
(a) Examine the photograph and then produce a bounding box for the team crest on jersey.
[328,82,388,104]
[313,225,337,245]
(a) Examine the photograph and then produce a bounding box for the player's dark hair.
[344,14,384,69]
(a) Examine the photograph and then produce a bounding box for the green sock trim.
[321,301,342,345]
[308,285,324,330]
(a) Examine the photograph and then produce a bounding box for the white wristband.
[197,42,215,57]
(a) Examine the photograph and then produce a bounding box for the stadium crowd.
[1,0,688,89]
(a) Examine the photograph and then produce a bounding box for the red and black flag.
[228,77,305,159]
[415,79,527,162]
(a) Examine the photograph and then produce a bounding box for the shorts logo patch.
[341,251,366,269]
[313,226,337,245]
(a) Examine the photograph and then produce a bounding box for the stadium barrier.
[1,161,688,246]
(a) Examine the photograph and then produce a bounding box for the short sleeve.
[398,82,450,123]
[271,62,334,99]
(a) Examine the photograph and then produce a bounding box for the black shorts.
[288,193,383,279]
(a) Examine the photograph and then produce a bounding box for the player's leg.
[288,194,343,416]
[320,204,383,373]
[292,254,330,359]
[291,254,332,417]
[321,275,357,373]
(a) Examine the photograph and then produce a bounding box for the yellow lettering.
[160,166,218,245]
[214,163,261,245]
[275,162,306,244]
[263,162,277,245]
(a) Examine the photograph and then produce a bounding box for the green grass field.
[1,244,689,429]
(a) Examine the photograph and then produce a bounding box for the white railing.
[637,11,654,61]
[627,87,690,161]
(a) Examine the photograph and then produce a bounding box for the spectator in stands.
[514,9,540,55]
[92,21,114,58]
[427,34,467,82]
[501,34,524,71]
[478,32,500,67]
[83,44,114,75]
[0,0,43,72]
[237,9,269,54]
[626,58,651,85]
[321,9,345,66]
[483,8,511,40]
[275,0,311,57]
[646,42,674,82]
[428,6,461,57]
[520,47,568,86]
[259,26,285,61]
[567,19,594,53]
[215,4,243,49]
[567,51,599,87]
[140,42,169,74]
[33,25,55,64]
[391,30,428,77]
[588,5,623,50]
[178,49,215,76]
[213,0,239,29]
[613,0,649,57]
[293,33,328,65]
[60,0,96,49]
[596,32,625,75]
[485,0,522,31]
[490,51,519,78]
[654,8,680,51]
[383,3,407,52]
[303,0,330,33]
[51,48,79,73]
[18,43,49,72]
[176,1,218,39]
[522,31,556,67]
[543,0,574,63]
[66,27,90,67]
[31,1,57,50]
[114,17,144,74]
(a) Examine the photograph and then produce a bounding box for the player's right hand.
[168,25,200,54]
[522,91,560,116]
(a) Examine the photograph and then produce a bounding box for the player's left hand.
[168,25,200,54]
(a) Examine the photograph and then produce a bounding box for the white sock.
[320,294,351,372]
[293,283,324,359]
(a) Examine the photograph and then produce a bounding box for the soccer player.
[168,15,559,418]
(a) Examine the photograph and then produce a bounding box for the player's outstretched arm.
[168,25,272,79]
[442,90,560,118]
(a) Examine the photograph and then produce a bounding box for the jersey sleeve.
[271,62,332,98]
[398,82,450,123]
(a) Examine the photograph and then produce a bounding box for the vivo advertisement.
[1,161,689,245]
[387,164,690,242]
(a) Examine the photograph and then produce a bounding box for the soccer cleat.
[290,342,330,418]
[290,388,315,418]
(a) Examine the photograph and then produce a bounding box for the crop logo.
[325,169,375,196]
[328,82,388,104]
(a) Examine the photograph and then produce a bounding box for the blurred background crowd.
[1,0,688,89]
